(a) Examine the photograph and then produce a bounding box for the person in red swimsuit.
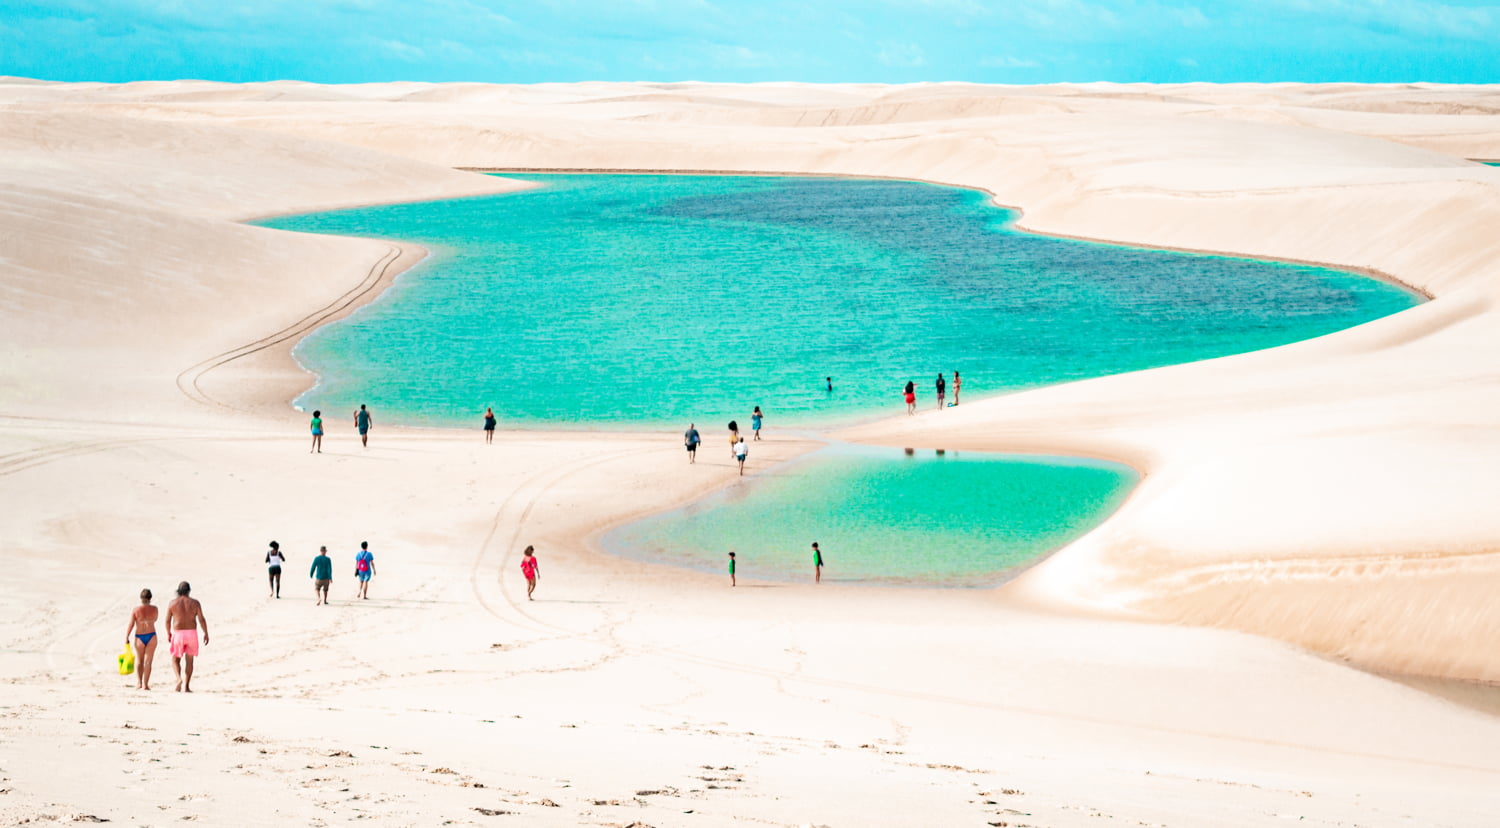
[520,546,540,600]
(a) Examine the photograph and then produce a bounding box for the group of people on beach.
[122,539,544,691]
[905,372,960,414]
[123,581,209,692]
[263,540,377,602]
[683,406,764,475]
[309,404,375,452]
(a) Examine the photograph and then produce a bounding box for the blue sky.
[2,0,1497,84]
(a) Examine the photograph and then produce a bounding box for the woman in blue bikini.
[124,588,159,691]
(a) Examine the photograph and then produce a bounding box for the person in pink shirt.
[520,545,540,601]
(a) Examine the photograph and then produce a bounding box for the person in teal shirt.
[310,546,333,605]
[309,410,323,453]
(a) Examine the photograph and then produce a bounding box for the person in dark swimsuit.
[265,540,286,599]
[124,588,159,691]
[353,404,373,448]
[483,407,497,444]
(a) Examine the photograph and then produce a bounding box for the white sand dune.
[3,79,1500,825]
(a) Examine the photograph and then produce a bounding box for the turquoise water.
[258,174,1419,429]
[604,444,1136,586]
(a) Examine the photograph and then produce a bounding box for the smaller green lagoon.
[604,444,1137,586]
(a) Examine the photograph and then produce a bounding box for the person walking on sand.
[953,371,961,406]
[812,542,825,584]
[310,410,323,453]
[124,588,159,691]
[354,542,376,599]
[727,420,740,460]
[353,404,373,448]
[728,551,737,587]
[684,422,701,463]
[165,581,208,693]
[310,545,333,605]
[483,407,496,444]
[265,540,286,599]
[735,435,748,476]
[936,373,946,409]
[752,406,764,441]
[904,381,916,415]
[520,545,540,600]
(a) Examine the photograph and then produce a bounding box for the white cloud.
[706,44,780,69]
[378,39,425,62]
[980,55,1041,68]
[876,40,925,67]
[1172,5,1210,27]
[1269,0,1497,40]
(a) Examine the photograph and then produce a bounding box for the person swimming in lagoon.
[124,588,159,691]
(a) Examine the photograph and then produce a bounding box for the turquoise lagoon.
[261,174,1419,583]
[259,174,1419,429]
[605,444,1136,586]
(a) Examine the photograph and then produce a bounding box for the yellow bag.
[118,646,135,675]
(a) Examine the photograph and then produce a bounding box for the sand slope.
[3,80,1500,825]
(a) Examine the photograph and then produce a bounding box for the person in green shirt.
[309,410,323,453]
[310,545,333,605]
[728,551,736,587]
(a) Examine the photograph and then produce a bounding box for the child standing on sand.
[728,551,736,586]
[520,545,540,600]
[310,410,323,453]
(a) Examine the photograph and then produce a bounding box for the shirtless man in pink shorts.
[165,581,210,692]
